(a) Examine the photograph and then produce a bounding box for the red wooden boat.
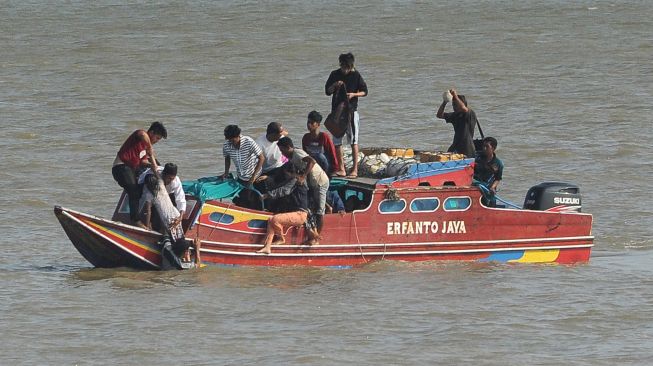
[54,158,593,269]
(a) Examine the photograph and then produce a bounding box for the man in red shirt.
[112,121,167,228]
[301,110,339,177]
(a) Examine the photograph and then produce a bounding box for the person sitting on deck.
[256,164,314,255]
[326,190,345,214]
[302,110,339,177]
[344,195,364,212]
[473,137,504,207]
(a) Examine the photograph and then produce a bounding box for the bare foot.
[271,239,285,245]
[305,239,320,246]
[134,220,148,229]
[256,246,271,254]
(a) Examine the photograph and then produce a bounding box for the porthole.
[443,197,471,211]
[247,219,268,229]
[410,198,440,212]
[208,212,235,224]
[378,199,406,214]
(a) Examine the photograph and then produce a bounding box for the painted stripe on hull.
[62,211,160,268]
[198,235,595,249]
[511,249,560,263]
[199,244,592,257]
[197,222,266,236]
[199,247,589,266]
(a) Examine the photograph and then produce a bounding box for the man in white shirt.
[254,122,289,192]
[138,163,187,220]
[255,122,286,174]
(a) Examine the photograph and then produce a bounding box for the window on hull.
[247,219,267,229]
[378,199,407,214]
[443,197,471,211]
[208,212,235,224]
[410,198,440,212]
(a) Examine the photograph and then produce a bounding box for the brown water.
[1,1,652,365]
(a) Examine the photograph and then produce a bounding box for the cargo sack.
[324,84,352,138]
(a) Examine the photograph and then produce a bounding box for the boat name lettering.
[553,197,580,205]
[386,220,466,235]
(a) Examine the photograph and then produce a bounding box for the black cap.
[162,163,178,176]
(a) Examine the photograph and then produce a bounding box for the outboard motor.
[523,182,582,212]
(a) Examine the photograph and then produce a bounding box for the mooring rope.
[351,211,368,263]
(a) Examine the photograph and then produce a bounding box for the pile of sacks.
[341,147,466,179]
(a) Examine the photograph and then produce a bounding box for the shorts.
[333,111,359,146]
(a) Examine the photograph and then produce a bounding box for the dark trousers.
[254,165,287,193]
[112,164,142,222]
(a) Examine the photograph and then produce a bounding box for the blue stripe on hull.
[480,250,525,262]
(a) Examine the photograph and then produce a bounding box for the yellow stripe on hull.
[511,249,560,263]
[202,203,270,223]
[86,220,160,255]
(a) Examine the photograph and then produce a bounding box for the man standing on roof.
[112,121,167,228]
[222,124,265,188]
[436,88,477,158]
[325,52,368,178]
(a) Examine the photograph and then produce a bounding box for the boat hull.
[55,206,162,270]
[55,173,594,269]
[190,185,593,266]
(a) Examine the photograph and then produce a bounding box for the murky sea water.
[1,1,652,365]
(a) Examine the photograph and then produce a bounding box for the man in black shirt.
[473,137,504,207]
[325,53,368,178]
[436,89,477,158]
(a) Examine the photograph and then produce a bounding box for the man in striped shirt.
[221,125,265,187]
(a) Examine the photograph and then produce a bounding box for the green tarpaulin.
[181,176,244,202]
[182,176,349,203]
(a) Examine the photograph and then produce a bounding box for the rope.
[351,211,368,263]
[204,201,234,242]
